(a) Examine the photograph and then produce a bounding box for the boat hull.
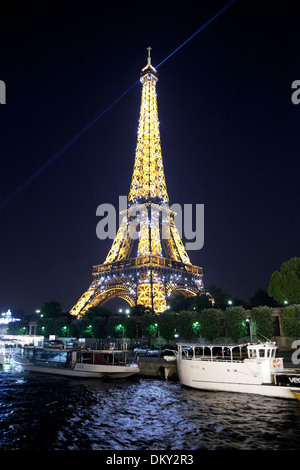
[17,364,138,378]
[292,390,300,401]
[176,358,296,399]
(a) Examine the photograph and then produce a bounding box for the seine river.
[1,366,300,452]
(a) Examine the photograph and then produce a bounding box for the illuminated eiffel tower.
[70,49,206,317]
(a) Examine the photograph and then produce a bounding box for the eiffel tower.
[70,48,207,317]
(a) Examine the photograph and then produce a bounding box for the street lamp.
[62,325,68,337]
[119,324,124,341]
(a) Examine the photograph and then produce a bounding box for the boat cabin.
[247,342,277,359]
[177,342,278,362]
[21,346,131,369]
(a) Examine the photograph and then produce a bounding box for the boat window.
[81,352,93,364]
[34,350,67,363]
[232,347,243,359]
[259,349,265,357]
[249,349,256,358]
[213,347,222,357]
[194,347,201,357]
[223,347,230,357]
[94,353,107,364]
[24,348,35,359]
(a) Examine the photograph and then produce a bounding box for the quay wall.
[138,357,178,380]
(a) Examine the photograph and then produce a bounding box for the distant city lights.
[0,309,20,325]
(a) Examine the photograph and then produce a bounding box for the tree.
[281,305,300,337]
[224,306,247,340]
[168,293,213,313]
[207,285,232,308]
[92,317,108,338]
[131,305,152,316]
[156,311,178,341]
[69,319,83,338]
[206,285,248,308]
[168,294,191,312]
[177,311,196,340]
[84,306,112,319]
[124,316,138,340]
[190,294,211,311]
[40,301,63,319]
[268,257,300,304]
[198,309,222,341]
[141,313,158,338]
[250,289,276,307]
[106,315,126,338]
[37,316,69,336]
[251,306,274,340]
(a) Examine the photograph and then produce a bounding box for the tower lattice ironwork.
[70,49,206,317]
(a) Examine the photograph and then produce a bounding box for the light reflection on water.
[1,367,300,450]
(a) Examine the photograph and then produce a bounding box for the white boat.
[13,346,140,379]
[0,351,13,366]
[176,341,300,399]
[0,346,13,366]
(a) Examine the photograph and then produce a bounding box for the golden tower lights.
[70,49,206,317]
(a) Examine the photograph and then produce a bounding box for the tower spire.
[129,47,166,204]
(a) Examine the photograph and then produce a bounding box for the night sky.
[0,1,299,315]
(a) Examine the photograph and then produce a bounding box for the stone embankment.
[138,356,178,380]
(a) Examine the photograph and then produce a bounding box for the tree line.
[6,257,300,343]
[6,301,300,344]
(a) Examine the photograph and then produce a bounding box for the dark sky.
[0,1,299,314]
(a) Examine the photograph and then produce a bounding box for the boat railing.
[178,342,249,362]
[181,354,245,363]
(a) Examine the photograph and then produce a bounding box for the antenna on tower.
[147,46,152,66]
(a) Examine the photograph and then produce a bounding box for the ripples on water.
[1,366,300,450]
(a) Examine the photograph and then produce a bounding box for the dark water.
[1,365,300,451]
